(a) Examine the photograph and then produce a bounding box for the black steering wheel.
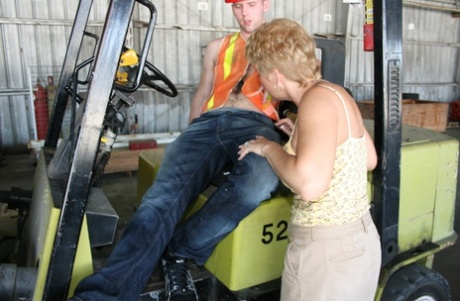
[142,60,178,97]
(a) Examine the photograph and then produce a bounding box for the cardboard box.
[357,99,449,132]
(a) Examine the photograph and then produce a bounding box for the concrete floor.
[1,128,460,300]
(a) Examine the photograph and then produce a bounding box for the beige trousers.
[280,211,381,301]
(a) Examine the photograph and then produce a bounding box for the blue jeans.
[72,108,280,300]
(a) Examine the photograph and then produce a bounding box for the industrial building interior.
[1,129,460,300]
[1,0,460,300]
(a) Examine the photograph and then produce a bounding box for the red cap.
[225,0,242,3]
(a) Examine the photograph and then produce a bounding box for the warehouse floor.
[1,127,460,300]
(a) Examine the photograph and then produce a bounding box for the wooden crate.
[104,148,146,174]
[357,99,449,132]
[104,144,167,174]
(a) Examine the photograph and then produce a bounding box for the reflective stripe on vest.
[223,33,239,80]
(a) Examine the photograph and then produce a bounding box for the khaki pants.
[280,211,381,301]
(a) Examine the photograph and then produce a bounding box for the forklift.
[0,0,457,300]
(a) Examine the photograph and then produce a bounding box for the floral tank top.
[284,85,370,226]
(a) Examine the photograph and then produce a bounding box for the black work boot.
[161,252,198,301]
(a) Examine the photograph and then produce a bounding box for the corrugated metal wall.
[1,0,459,148]
[346,2,460,102]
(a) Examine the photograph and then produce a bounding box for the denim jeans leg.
[72,114,231,301]
[168,110,281,265]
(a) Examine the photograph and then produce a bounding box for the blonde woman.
[239,18,381,301]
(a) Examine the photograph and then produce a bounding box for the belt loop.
[362,212,369,233]
[362,218,368,233]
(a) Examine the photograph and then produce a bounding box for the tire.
[381,263,451,301]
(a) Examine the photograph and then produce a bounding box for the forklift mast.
[372,0,403,266]
[43,0,137,299]
[40,0,175,299]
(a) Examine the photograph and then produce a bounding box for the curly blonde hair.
[245,18,321,87]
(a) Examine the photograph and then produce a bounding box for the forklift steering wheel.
[142,61,178,97]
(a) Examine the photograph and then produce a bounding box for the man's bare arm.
[188,38,222,124]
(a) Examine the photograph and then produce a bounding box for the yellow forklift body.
[138,150,293,291]
[201,188,293,291]
[24,150,93,300]
[137,123,458,292]
[366,123,458,254]
[399,137,457,251]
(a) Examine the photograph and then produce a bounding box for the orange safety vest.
[201,33,279,121]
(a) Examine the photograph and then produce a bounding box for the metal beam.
[42,0,136,299]
[372,0,404,266]
[44,0,93,148]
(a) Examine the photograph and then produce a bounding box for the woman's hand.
[275,118,294,136]
[238,136,272,160]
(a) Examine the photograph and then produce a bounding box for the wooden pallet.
[104,148,146,175]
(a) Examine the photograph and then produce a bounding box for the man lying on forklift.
[70,1,284,301]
